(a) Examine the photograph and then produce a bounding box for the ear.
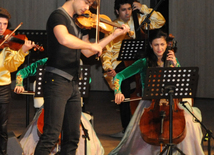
[116,10,119,15]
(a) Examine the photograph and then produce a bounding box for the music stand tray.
[142,67,199,155]
[117,39,145,61]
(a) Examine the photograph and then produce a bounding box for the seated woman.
[109,29,204,155]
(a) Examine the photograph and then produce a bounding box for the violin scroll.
[167,34,177,53]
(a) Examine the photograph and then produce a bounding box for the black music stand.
[78,65,91,98]
[143,67,199,155]
[35,65,45,97]
[34,65,91,98]
[117,39,146,60]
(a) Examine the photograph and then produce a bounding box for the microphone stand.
[180,101,214,155]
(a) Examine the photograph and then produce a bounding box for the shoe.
[110,131,124,138]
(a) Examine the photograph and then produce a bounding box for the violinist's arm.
[81,34,103,57]
[98,24,130,48]
[81,24,129,57]
[53,25,102,57]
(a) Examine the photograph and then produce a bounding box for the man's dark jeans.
[34,72,82,155]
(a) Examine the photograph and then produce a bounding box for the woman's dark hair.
[0,7,11,28]
[114,0,133,17]
[147,29,168,67]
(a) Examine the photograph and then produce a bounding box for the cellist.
[100,0,165,138]
[109,29,204,155]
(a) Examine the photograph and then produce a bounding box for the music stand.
[117,39,146,60]
[143,67,199,155]
[34,65,91,98]
[35,65,45,97]
[78,65,91,98]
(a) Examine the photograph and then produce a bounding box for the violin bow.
[12,90,35,95]
[0,22,23,47]
[95,0,100,60]
[111,97,142,103]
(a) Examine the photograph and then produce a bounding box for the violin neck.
[10,37,25,44]
[100,18,122,29]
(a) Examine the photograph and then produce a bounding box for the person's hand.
[21,40,35,53]
[166,50,177,66]
[14,86,25,94]
[132,2,142,11]
[159,99,169,106]
[107,68,117,77]
[90,43,102,56]
[115,93,125,105]
[113,24,130,38]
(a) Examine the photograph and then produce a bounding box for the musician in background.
[109,29,204,155]
[0,7,35,155]
[101,0,165,138]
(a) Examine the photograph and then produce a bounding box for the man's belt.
[45,66,74,81]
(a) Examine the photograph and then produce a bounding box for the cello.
[139,34,186,149]
[139,99,186,146]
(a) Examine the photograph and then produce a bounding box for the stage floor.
[8,91,214,155]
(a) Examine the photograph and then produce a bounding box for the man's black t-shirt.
[46,7,83,77]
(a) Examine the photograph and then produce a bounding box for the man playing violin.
[100,0,166,138]
[0,7,35,155]
[34,0,130,154]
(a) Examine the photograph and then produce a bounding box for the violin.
[75,10,134,36]
[0,29,44,51]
